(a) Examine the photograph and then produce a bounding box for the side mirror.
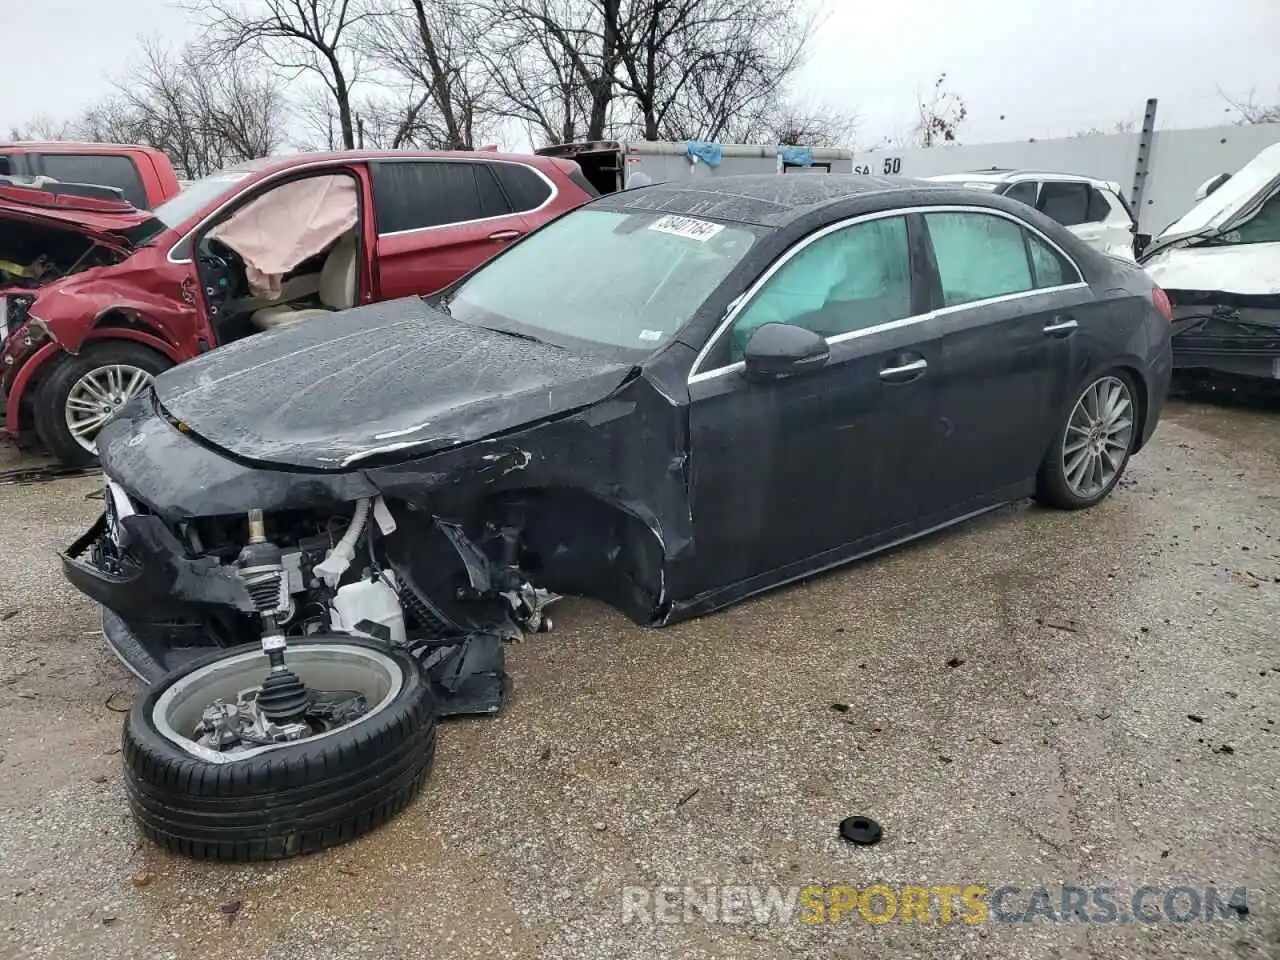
[742,323,829,379]
[1195,173,1231,201]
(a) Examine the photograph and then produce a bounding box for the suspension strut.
[236,509,310,724]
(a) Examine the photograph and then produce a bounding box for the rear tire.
[122,636,438,862]
[1035,370,1139,510]
[33,342,172,467]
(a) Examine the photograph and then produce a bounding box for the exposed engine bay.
[80,480,560,722]
[0,219,124,289]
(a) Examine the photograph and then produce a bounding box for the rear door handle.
[879,357,927,383]
[488,229,522,242]
[1043,317,1078,338]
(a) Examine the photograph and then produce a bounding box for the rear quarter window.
[39,153,148,208]
[1003,181,1039,206]
[1086,186,1115,223]
[490,162,553,212]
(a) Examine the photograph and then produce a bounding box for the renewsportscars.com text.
[621,884,1251,926]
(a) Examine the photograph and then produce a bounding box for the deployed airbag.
[208,175,358,299]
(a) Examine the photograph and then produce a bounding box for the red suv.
[1,150,596,465]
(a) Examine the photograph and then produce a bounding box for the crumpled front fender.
[61,513,256,618]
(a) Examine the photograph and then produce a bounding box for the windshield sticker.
[648,214,725,242]
[638,329,664,341]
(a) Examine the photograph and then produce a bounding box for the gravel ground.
[0,398,1277,960]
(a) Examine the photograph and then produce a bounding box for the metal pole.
[1130,98,1158,225]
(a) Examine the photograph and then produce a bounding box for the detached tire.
[122,636,438,862]
[33,341,172,467]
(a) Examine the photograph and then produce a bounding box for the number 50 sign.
[853,157,903,175]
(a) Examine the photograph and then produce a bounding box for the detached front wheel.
[122,636,438,861]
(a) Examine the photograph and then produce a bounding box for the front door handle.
[488,229,523,242]
[879,357,927,383]
[1043,316,1078,338]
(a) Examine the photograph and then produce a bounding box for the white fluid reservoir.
[330,572,407,647]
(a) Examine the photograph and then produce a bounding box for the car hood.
[152,297,638,471]
[0,192,149,247]
[1147,141,1280,252]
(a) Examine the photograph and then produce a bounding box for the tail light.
[1151,287,1173,322]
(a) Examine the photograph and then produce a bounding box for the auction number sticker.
[648,214,724,242]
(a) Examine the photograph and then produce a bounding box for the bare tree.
[8,116,79,140]
[11,41,286,179]
[914,72,967,147]
[769,100,858,148]
[362,0,496,149]
[615,0,813,142]
[193,0,374,149]
[114,41,287,177]
[481,20,595,147]
[481,0,623,145]
[481,0,818,147]
[1069,117,1138,138]
[71,99,151,147]
[1220,87,1280,125]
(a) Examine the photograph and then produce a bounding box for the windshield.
[447,208,759,359]
[1155,142,1280,244]
[151,170,254,230]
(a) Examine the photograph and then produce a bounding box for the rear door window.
[370,161,513,234]
[1026,234,1082,288]
[1036,181,1091,227]
[924,211,1035,306]
[490,162,553,213]
[1003,181,1039,207]
[39,153,147,208]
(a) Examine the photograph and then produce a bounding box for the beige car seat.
[251,233,358,330]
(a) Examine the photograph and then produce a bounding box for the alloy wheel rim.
[1062,375,1134,499]
[153,644,403,763]
[64,364,154,453]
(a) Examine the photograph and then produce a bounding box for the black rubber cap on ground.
[121,635,438,862]
[839,815,883,846]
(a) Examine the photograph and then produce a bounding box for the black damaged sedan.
[62,174,1173,860]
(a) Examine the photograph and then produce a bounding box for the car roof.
[928,169,1116,188]
[0,141,169,156]
[596,173,947,226]
[231,149,553,175]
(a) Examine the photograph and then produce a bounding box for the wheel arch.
[479,484,670,624]
[1111,362,1151,453]
[85,309,185,363]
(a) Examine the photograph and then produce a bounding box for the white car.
[1139,141,1280,384]
[926,170,1140,261]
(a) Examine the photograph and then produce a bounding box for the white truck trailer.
[535,139,853,194]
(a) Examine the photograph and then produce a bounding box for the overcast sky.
[3,0,1278,150]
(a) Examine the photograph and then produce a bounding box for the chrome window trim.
[687,204,1087,386]
[166,157,557,263]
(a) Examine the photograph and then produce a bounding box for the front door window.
[726,215,913,359]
